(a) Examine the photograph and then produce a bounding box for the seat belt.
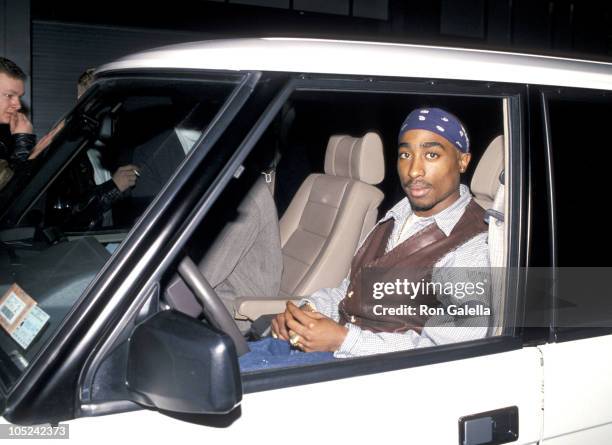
[485,171,506,336]
[262,149,281,196]
[262,169,276,196]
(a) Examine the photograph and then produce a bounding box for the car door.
[63,344,542,444]
[68,75,545,445]
[2,72,547,445]
[537,88,612,444]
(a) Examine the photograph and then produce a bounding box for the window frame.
[0,69,262,424]
[240,75,528,393]
[87,73,528,399]
[76,70,290,418]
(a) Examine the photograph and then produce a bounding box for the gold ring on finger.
[289,332,301,346]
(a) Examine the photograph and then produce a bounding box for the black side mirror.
[126,309,242,415]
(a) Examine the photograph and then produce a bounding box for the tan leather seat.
[471,134,504,209]
[470,134,506,336]
[278,132,385,298]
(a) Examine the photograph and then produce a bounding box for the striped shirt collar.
[381,184,473,237]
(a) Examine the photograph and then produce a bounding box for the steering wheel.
[177,256,250,356]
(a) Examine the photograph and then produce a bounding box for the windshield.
[0,73,244,390]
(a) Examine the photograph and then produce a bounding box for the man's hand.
[9,112,33,134]
[271,301,316,341]
[112,165,140,192]
[282,302,348,353]
[271,301,295,341]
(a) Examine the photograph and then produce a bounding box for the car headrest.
[324,132,385,185]
[471,134,505,209]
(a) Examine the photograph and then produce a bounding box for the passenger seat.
[278,132,385,298]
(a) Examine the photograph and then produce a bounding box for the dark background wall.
[31,23,212,133]
[2,0,612,133]
[1,0,31,108]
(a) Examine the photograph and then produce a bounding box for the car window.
[547,92,612,335]
[159,84,510,374]
[0,74,243,389]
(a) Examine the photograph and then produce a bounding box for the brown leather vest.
[338,199,487,334]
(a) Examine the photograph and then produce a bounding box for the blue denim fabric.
[239,337,336,372]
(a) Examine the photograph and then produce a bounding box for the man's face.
[397,129,471,217]
[0,73,25,124]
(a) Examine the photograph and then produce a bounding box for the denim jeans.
[239,337,336,372]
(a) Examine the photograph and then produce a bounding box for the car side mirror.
[126,309,242,415]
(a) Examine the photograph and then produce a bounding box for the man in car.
[240,107,490,370]
[27,69,141,229]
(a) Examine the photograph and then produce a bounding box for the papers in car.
[0,283,50,350]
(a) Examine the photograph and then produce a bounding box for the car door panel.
[540,335,612,444]
[71,347,543,444]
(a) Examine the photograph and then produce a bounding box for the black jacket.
[0,124,36,165]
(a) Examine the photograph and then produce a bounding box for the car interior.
[162,89,508,350]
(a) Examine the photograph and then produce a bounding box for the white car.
[1,38,611,444]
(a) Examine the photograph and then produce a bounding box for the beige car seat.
[278,132,385,299]
[471,134,504,209]
[471,134,506,336]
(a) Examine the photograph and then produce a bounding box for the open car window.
[154,82,511,376]
[0,74,244,390]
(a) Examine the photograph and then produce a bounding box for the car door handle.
[459,406,519,445]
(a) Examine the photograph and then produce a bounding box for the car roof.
[98,37,612,91]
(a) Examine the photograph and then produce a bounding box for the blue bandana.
[398,107,470,153]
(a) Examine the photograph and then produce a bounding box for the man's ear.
[458,152,471,173]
